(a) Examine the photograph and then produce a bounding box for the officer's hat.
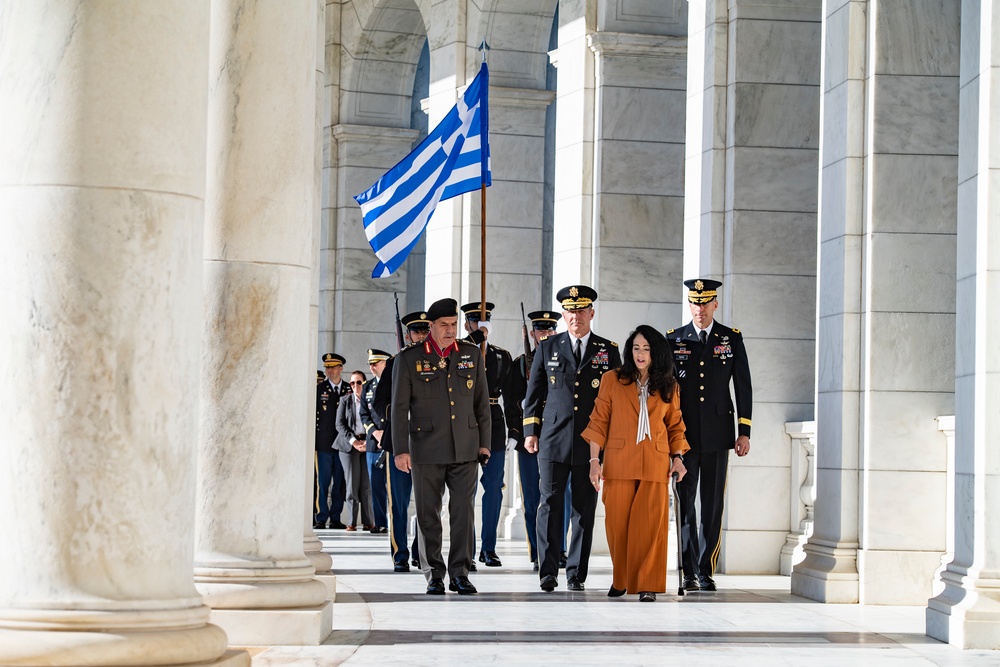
[316,370,326,381]
[322,352,346,368]
[426,298,458,321]
[684,278,722,304]
[460,301,494,322]
[367,348,391,364]
[527,310,559,330]
[401,311,430,332]
[556,285,597,311]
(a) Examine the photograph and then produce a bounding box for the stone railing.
[781,421,817,575]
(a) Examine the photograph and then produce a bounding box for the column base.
[790,540,859,602]
[0,624,237,667]
[926,569,1000,649]
[857,548,942,605]
[780,531,808,576]
[210,601,333,646]
[316,573,337,601]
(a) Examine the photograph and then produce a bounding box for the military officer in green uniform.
[391,298,491,595]
[667,278,752,592]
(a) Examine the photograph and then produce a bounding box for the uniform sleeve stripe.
[523,417,541,426]
[738,418,752,426]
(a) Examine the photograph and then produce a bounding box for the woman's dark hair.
[618,324,676,398]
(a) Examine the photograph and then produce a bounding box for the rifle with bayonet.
[393,291,404,352]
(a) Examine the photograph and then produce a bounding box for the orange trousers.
[602,478,671,593]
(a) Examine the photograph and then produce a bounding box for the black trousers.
[536,460,597,582]
[411,460,477,581]
[677,448,729,577]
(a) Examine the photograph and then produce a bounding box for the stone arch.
[466,0,557,89]
[340,0,431,127]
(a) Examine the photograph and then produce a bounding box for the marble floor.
[243,531,998,666]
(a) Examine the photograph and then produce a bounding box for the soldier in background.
[315,353,349,529]
[460,301,518,568]
[506,310,558,571]
[666,278,752,592]
[373,312,429,572]
[359,348,391,534]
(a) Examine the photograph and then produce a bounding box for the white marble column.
[306,0,335,598]
[794,0,958,604]
[197,0,331,646]
[684,0,821,573]
[0,2,244,665]
[926,0,1000,649]
[587,31,688,348]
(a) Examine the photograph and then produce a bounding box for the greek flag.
[354,63,491,278]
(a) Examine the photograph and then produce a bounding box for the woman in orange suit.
[581,324,688,601]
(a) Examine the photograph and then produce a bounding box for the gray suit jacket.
[335,393,365,454]
[391,338,491,465]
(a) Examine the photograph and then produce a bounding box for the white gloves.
[506,437,518,452]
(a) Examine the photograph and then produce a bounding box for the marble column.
[459,86,554,345]
[197,0,331,645]
[306,0,335,598]
[684,0,821,573]
[794,0,958,604]
[587,31,688,348]
[0,2,244,665]
[926,0,1000,649]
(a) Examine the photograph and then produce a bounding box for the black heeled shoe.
[608,585,626,598]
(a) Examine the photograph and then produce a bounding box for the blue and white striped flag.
[354,63,491,278]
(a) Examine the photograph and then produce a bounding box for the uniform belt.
[489,398,500,405]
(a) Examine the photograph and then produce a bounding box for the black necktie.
[699,330,707,345]
[574,338,582,365]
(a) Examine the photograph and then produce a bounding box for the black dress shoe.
[608,585,626,598]
[682,575,700,592]
[698,575,717,591]
[312,521,326,529]
[639,591,657,602]
[426,578,445,595]
[567,577,585,591]
[411,557,420,568]
[449,576,478,595]
[393,562,410,573]
[330,520,347,530]
[532,560,539,572]
[468,560,478,572]
[558,552,568,568]
[540,575,558,592]
[480,551,502,567]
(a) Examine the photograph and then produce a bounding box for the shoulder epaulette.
[666,328,675,335]
[457,339,479,347]
[611,341,618,347]
[732,328,741,334]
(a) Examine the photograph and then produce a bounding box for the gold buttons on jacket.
[700,386,704,390]
[450,401,455,406]
[451,415,456,420]
[700,397,705,402]
[700,361,704,366]
[574,394,578,398]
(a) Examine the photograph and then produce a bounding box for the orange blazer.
[581,369,690,483]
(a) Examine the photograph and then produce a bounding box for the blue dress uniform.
[667,279,752,590]
[523,286,621,589]
[460,302,518,567]
[316,353,349,529]
[359,348,392,533]
[505,310,560,569]
[373,311,428,571]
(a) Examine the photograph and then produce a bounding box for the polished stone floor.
[245,531,998,666]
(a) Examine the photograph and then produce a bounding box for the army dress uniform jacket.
[391,339,492,465]
[505,352,530,451]
[465,338,520,452]
[667,322,752,452]
[316,379,350,453]
[522,332,621,465]
[359,376,386,453]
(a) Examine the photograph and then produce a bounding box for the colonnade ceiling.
[468,0,557,89]
[340,0,430,127]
